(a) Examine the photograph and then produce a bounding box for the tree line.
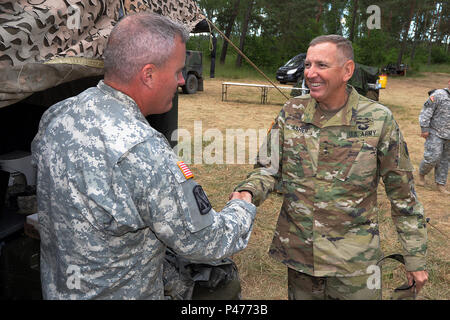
[193,0,449,71]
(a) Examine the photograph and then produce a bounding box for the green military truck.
[350,63,381,101]
[181,50,204,94]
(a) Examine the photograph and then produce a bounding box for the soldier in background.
[231,35,428,300]
[417,80,450,194]
[32,13,255,299]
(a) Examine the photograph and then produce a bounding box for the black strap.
[377,254,416,297]
[376,253,405,266]
[428,88,450,97]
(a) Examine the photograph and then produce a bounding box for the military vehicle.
[351,63,382,101]
[383,63,408,76]
[181,50,204,94]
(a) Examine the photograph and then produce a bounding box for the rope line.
[427,218,449,240]
[206,18,290,101]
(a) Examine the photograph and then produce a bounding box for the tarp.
[0,0,206,108]
[349,63,380,96]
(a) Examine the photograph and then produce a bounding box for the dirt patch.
[177,72,450,300]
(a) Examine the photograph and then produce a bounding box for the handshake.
[229,191,253,203]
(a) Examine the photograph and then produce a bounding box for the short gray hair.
[103,12,190,83]
[309,34,354,63]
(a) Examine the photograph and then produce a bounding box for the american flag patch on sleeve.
[177,161,194,180]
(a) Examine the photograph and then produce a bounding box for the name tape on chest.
[348,130,377,138]
[177,161,194,180]
[286,118,378,138]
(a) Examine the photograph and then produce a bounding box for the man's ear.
[140,64,156,88]
[343,60,355,82]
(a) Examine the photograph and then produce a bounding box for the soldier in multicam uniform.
[232,35,428,300]
[417,80,450,194]
[31,13,256,300]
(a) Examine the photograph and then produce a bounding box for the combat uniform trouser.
[419,132,450,186]
[287,268,381,300]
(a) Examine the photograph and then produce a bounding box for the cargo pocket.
[335,141,377,184]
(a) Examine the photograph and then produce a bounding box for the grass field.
[176,72,450,300]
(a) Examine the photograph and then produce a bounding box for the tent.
[0,0,207,108]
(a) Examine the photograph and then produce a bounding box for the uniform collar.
[97,80,146,122]
[303,85,359,128]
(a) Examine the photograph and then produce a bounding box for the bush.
[353,30,390,67]
[187,31,449,78]
[431,46,450,64]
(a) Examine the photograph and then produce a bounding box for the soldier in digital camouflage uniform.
[417,80,450,194]
[31,13,256,300]
[232,35,428,300]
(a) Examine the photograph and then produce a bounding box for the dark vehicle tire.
[182,74,198,94]
[279,81,287,84]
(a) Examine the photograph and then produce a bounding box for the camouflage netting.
[0,0,206,108]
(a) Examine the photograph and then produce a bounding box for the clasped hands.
[229,191,252,203]
[420,132,429,139]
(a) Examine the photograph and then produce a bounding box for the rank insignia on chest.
[355,117,373,131]
[177,161,194,179]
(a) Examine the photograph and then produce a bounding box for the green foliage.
[187,35,214,55]
[202,51,276,80]
[195,0,450,72]
[241,35,281,69]
[431,46,450,64]
[410,63,450,75]
[353,30,391,66]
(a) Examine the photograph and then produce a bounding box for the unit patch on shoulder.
[177,161,194,179]
[193,185,212,215]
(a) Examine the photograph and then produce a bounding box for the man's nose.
[305,65,317,79]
